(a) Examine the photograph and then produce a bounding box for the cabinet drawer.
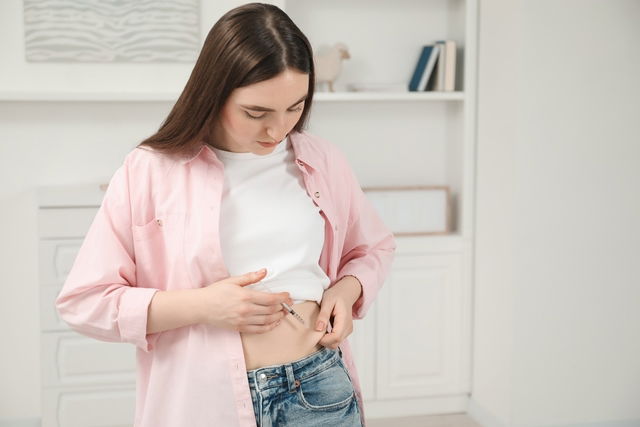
[39,239,83,287]
[42,385,135,427]
[38,207,98,238]
[42,331,136,388]
[41,285,70,332]
[39,239,85,332]
[376,251,465,399]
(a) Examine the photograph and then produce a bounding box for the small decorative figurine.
[313,42,350,92]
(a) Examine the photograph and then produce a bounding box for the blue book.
[408,45,434,92]
[419,44,440,91]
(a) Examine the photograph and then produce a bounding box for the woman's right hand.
[197,269,293,333]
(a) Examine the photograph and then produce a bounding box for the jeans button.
[259,373,266,381]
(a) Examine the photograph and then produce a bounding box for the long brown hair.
[137,3,315,155]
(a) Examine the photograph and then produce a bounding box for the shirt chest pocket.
[132,212,187,289]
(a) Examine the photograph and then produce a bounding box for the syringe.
[254,279,305,326]
[280,301,306,325]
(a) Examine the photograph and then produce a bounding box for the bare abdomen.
[240,300,326,370]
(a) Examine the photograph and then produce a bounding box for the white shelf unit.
[279,0,478,419]
[33,0,478,423]
[0,91,465,102]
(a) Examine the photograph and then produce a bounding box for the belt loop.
[285,365,299,392]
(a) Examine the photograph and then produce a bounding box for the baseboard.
[364,394,468,419]
[467,397,640,427]
[0,418,40,427]
[540,420,640,427]
[467,397,507,427]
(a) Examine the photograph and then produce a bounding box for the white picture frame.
[362,185,451,236]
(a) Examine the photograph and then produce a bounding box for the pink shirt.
[55,130,396,427]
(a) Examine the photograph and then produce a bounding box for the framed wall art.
[362,185,452,236]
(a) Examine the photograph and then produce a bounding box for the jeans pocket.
[296,360,355,411]
[337,356,354,383]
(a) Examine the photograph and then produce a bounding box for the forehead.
[231,69,309,105]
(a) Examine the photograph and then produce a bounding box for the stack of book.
[408,40,457,92]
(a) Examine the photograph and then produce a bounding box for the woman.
[55,3,395,426]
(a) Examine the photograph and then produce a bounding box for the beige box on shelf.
[362,185,451,236]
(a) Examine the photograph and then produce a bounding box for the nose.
[265,116,288,142]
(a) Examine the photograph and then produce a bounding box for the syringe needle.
[281,301,305,325]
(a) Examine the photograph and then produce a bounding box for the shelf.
[315,91,464,102]
[394,233,472,254]
[0,91,180,102]
[0,90,464,102]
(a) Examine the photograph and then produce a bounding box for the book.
[418,44,440,91]
[433,40,457,91]
[408,45,436,92]
[347,82,408,92]
[432,41,444,91]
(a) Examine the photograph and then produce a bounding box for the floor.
[366,413,483,427]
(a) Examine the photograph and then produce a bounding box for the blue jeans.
[246,346,362,426]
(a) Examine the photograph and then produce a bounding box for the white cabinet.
[37,204,473,424]
[42,385,136,427]
[349,236,473,418]
[38,187,137,427]
[276,0,478,418]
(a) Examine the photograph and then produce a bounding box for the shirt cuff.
[118,287,161,352]
[338,264,377,320]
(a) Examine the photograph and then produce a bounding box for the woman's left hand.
[316,276,362,350]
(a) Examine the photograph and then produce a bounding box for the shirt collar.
[179,131,318,170]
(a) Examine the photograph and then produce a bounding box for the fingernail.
[316,321,324,331]
[256,268,266,274]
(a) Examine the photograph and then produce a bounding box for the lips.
[258,141,278,147]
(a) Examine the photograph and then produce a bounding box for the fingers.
[244,303,290,318]
[238,310,287,333]
[315,301,333,332]
[228,269,268,287]
[224,269,292,306]
[318,315,339,348]
[239,318,282,334]
[318,304,354,349]
[318,333,339,349]
[248,290,293,307]
[245,309,286,326]
[316,305,339,348]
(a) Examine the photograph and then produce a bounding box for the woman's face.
[211,68,309,154]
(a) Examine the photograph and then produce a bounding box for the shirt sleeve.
[333,148,397,320]
[55,154,161,352]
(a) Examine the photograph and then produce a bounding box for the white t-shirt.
[210,137,331,304]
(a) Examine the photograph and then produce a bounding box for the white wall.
[0,0,242,94]
[0,1,232,421]
[1,0,639,426]
[0,101,175,424]
[472,0,520,424]
[472,1,640,426]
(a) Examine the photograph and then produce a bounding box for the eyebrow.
[240,94,308,112]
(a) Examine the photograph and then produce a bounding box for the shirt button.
[314,192,320,198]
[156,219,163,227]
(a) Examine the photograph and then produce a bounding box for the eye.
[244,111,265,120]
[244,103,303,119]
